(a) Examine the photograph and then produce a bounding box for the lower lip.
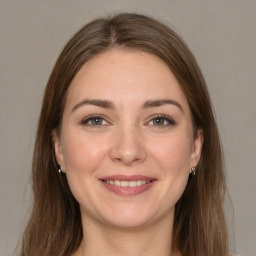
[100,180,156,196]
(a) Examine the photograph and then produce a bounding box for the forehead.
[65,49,190,111]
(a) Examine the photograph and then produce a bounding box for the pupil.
[93,118,101,125]
[154,118,163,125]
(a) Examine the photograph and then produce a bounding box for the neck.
[75,212,179,256]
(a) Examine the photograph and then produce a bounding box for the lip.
[99,175,157,196]
[100,175,156,181]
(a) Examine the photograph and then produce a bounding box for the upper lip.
[99,175,157,181]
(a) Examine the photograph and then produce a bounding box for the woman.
[20,13,228,256]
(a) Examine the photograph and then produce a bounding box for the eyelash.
[147,115,176,127]
[81,115,108,126]
[80,114,176,127]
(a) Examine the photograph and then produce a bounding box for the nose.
[109,125,147,165]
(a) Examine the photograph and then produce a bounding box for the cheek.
[61,131,108,175]
[60,131,111,209]
[140,132,192,214]
[150,132,192,174]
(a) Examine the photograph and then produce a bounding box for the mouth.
[99,175,157,196]
[101,179,153,187]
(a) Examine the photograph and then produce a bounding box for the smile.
[102,180,151,187]
[99,175,157,196]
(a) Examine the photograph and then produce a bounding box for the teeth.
[136,180,142,186]
[114,180,120,186]
[120,181,129,187]
[104,180,151,187]
[128,181,137,187]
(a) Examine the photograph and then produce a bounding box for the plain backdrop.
[0,1,255,255]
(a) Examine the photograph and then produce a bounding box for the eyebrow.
[71,98,183,113]
[142,99,183,112]
[72,99,115,112]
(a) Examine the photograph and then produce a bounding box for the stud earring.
[58,167,62,174]
[191,167,196,176]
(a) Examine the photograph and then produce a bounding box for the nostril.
[109,133,147,165]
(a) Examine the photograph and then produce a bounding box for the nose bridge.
[110,119,146,165]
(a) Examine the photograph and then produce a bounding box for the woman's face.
[53,49,203,230]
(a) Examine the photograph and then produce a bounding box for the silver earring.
[191,167,196,176]
[58,167,62,174]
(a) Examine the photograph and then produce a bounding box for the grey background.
[0,1,255,255]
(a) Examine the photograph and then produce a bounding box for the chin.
[97,205,171,231]
[103,215,153,230]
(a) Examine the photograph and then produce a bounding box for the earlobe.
[51,129,65,172]
[190,129,204,167]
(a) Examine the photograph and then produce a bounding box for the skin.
[52,49,203,256]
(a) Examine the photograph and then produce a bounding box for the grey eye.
[153,117,166,125]
[89,117,104,125]
[149,116,175,126]
[81,116,108,126]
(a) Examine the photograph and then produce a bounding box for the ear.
[51,129,65,172]
[190,129,204,168]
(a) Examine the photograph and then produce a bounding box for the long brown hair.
[20,13,228,256]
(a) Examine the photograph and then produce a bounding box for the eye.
[81,115,108,126]
[148,115,176,127]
